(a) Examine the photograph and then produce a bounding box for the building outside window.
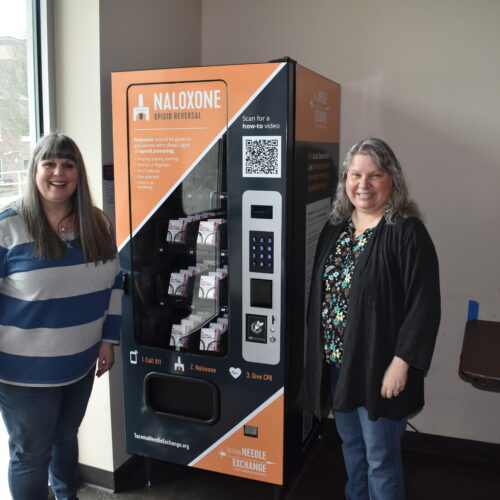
[0,0,36,208]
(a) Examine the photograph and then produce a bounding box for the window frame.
[27,0,55,140]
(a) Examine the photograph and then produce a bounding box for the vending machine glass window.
[128,127,228,355]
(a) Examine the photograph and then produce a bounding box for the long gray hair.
[330,138,421,225]
[18,133,115,262]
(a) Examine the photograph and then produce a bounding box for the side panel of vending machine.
[111,61,339,488]
[290,65,341,452]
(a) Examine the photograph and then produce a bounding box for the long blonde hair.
[19,133,115,262]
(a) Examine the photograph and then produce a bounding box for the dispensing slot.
[145,372,219,425]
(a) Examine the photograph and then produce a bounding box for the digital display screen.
[251,205,273,219]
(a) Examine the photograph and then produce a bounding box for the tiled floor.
[77,428,500,500]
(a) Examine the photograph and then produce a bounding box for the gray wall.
[202,0,500,444]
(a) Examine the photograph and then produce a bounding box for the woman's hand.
[96,342,115,377]
[381,356,409,399]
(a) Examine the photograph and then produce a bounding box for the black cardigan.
[297,216,441,421]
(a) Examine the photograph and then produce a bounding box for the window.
[0,1,49,493]
[0,0,49,209]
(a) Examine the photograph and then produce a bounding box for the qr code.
[242,136,282,178]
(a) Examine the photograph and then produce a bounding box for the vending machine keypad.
[249,231,274,273]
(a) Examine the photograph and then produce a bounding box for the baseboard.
[321,418,500,467]
[79,463,115,491]
[402,429,500,467]
[79,455,145,492]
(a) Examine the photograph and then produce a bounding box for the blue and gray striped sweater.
[0,206,122,387]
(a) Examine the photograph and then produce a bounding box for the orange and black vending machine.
[111,59,340,494]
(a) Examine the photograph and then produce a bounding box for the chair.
[459,300,500,391]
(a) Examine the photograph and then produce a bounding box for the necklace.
[57,224,74,248]
[58,220,73,233]
[57,216,74,235]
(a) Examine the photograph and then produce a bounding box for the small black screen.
[250,279,273,308]
[251,205,273,219]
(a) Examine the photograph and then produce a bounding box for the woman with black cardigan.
[298,138,440,500]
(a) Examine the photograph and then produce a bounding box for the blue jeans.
[0,368,95,500]
[330,366,407,500]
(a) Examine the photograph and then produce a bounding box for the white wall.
[202,0,500,444]
[54,0,103,206]
[53,0,115,472]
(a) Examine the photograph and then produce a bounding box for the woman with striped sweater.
[0,133,122,500]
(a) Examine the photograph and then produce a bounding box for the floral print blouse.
[322,219,375,367]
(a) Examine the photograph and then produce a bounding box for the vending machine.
[111,59,340,490]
